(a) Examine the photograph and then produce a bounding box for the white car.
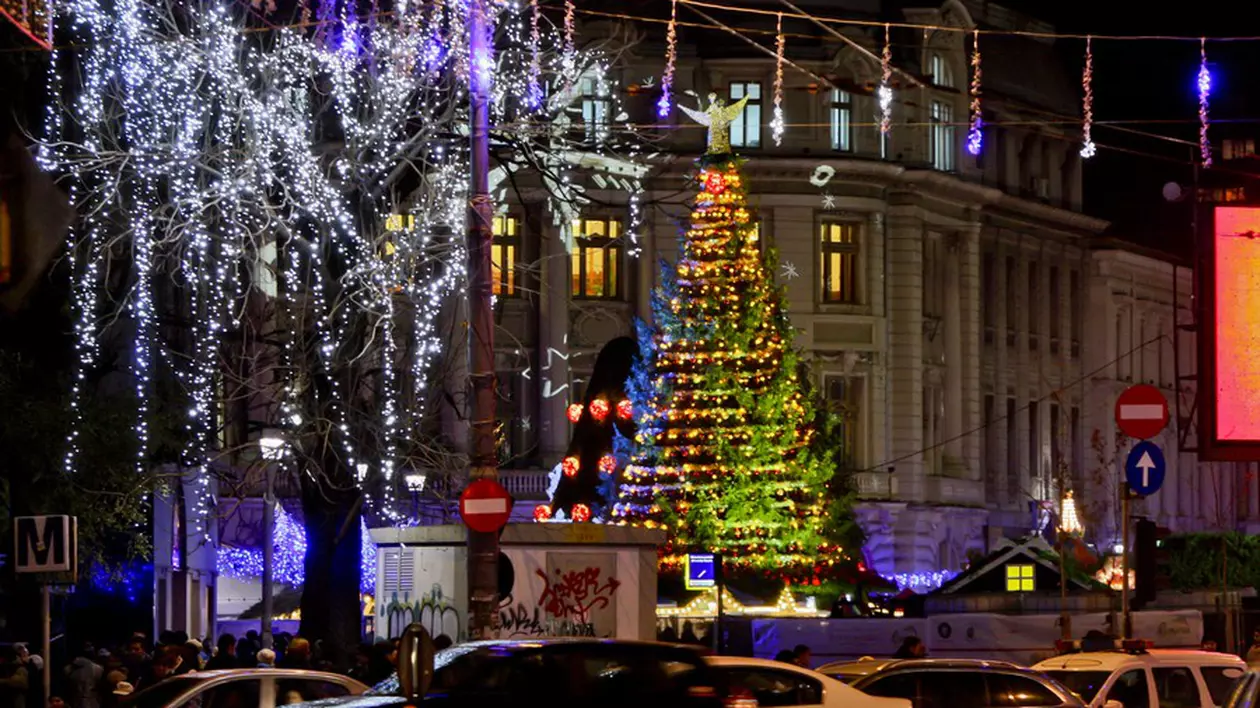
[119,668,369,708]
[704,656,911,708]
[1033,648,1246,708]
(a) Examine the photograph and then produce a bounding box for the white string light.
[878,23,892,137]
[770,13,785,146]
[1198,37,1212,168]
[657,0,677,118]
[1080,36,1096,159]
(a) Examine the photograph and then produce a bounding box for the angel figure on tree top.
[680,93,750,155]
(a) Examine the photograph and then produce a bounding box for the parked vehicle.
[1223,669,1260,708]
[1033,644,1246,708]
[705,656,909,708]
[816,658,901,684]
[840,658,1087,708]
[119,668,367,708]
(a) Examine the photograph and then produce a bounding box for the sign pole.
[41,583,50,704]
[713,555,723,655]
[1120,483,1131,640]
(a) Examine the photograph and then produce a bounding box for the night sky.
[1004,0,1260,255]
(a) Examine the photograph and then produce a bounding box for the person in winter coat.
[1,645,31,708]
[63,648,103,708]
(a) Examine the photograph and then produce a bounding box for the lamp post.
[258,430,286,650]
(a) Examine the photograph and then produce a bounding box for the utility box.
[371,523,664,642]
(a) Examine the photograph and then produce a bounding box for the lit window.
[930,53,954,88]
[729,82,762,149]
[820,222,860,304]
[492,215,520,297]
[830,89,852,152]
[0,198,10,285]
[580,76,611,144]
[930,100,955,171]
[570,218,621,299]
[1006,564,1035,592]
[1223,139,1256,161]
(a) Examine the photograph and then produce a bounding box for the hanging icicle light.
[965,29,982,156]
[1080,36,1096,158]
[562,0,576,79]
[1060,490,1083,535]
[657,0,678,118]
[879,23,893,136]
[527,0,542,108]
[770,13,786,146]
[1198,37,1212,167]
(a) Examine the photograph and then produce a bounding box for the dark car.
[837,658,1086,708]
[301,638,725,708]
[1225,669,1260,708]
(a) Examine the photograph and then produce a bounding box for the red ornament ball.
[562,456,579,477]
[571,503,592,522]
[589,398,610,423]
[566,403,583,423]
[598,454,617,473]
[534,504,552,521]
[704,171,727,195]
[616,399,633,420]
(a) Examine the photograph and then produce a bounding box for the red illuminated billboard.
[1201,205,1260,460]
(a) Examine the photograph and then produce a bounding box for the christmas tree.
[613,94,856,589]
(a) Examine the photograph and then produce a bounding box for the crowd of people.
[0,627,455,708]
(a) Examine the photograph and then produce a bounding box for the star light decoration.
[779,261,800,280]
[44,0,645,527]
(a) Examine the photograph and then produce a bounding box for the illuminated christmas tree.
[613,94,856,588]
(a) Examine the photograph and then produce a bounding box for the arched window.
[929,53,954,88]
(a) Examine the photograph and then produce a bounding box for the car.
[1223,669,1260,708]
[815,657,902,684]
[1033,646,1247,708]
[843,658,1087,708]
[317,638,728,707]
[704,656,910,708]
[118,668,369,708]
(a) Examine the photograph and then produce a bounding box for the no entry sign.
[1114,384,1170,440]
[459,479,513,534]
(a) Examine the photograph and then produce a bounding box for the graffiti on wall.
[536,566,620,623]
[381,584,462,641]
[498,602,598,638]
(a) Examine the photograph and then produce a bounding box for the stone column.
[537,219,571,464]
[943,237,964,465]
[886,202,925,501]
[960,222,982,481]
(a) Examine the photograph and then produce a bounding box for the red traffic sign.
[1114,384,1170,440]
[459,479,514,534]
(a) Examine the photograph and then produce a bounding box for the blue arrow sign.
[1125,440,1166,496]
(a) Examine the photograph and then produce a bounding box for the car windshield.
[1043,670,1110,702]
[120,676,204,708]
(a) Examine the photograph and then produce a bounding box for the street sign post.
[459,479,514,534]
[1126,441,1167,496]
[1115,385,1170,440]
[13,515,76,706]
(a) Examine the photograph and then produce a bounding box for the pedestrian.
[347,645,371,683]
[1247,629,1260,667]
[205,635,237,671]
[893,636,926,659]
[793,645,812,668]
[278,638,311,670]
[64,646,103,708]
[366,642,396,686]
[48,697,66,708]
[256,649,276,669]
[1,645,31,708]
[136,650,180,691]
[773,650,796,663]
[14,644,42,708]
[433,635,453,651]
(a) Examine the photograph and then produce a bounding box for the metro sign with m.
[13,515,76,574]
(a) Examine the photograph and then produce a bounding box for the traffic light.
[1134,520,1172,607]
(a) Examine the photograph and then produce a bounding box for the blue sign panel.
[685,553,716,590]
[1125,440,1166,496]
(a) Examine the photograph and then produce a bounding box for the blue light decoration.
[1197,38,1212,167]
[89,562,153,604]
[892,569,957,592]
[217,506,377,594]
[965,29,983,156]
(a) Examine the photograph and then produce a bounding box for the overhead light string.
[965,28,981,156]
[878,22,892,137]
[657,0,678,118]
[1080,35,1095,158]
[1198,37,1212,167]
[770,12,785,146]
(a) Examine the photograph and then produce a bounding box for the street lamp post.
[259,430,286,650]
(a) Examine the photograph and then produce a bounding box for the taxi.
[1032,639,1246,708]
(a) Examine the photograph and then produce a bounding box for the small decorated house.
[926,536,1110,615]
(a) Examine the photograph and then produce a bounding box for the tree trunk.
[299,449,362,670]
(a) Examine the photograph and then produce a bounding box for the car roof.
[448,638,705,652]
[821,658,1022,674]
[707,656,832,673]
[1034,650,1247,672]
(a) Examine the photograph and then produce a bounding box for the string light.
[1198,37,1212,167]
[217,506,377,594]
[657,0,678,118]
[527,0,541,108]
[1080,36,1095,159]
[878,23,892,137]
[770,12,785,146]
[562,0,575,79]
[965,28,982,156]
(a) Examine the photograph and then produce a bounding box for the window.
[1027,265,1039,338]
[1005,564,1035,592]
[580,76,611,144]
[1043,671,1109,704]
[570,218,621,299]
[729,82,762,148]
[717,668,823,707]
[987,674,1061,707]
[1006,397,1017,505]
[982,252,995,342]
[276,679,354,704]
[0,198,10,285]
[930,53,954,88]
[1200,666,1245,704]
[1152,667,1199,708]
[930,100,955,171]
[492,215,520,297]
[1106,669,1152,708]
[1069,269,1081,357]
[820,222,860,303]
[919,672,987,706]
[830,89,852,151]
[825,375,863,468]
[1223,138,1256,160]
[862,674,918,701]
[984,395,996,500]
